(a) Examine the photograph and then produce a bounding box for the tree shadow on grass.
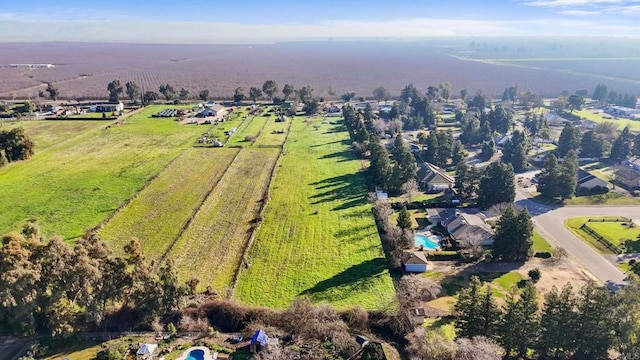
[310,173,367,210]
[318,150,353,162]
[309,139,351,148]
[299,258,389,302]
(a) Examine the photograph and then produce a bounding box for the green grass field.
[574,109,640,131]
[564,191,640,205]
[226,114,269,147]
[565,217,623,254]
[584,221,640,251]
[0,105,203,239]
[254,115,289,147]
[532,231,553,253]
[0,120,102,150]
[170,148,279,293]
[99,147,240,258]
[235,118,395,310]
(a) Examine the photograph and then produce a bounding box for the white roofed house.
[417,162,455,192]
[198,103,227,118]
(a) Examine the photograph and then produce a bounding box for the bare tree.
[455,337,502,360]
[373,119,388,135]
[401,179,420,202]
[388,119,404,134]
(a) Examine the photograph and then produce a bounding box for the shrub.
[95,349,122,360]
[341,307,369,331]
[528,268,541,283]
[534,251,552,259]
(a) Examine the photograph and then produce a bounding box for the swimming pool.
[187,349,205,360]
[415,233,442,250]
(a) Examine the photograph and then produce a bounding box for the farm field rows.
[99,147,240,259]
[234,118,395,309]
[0,105,204,239]
[226,114,269,147]
[254,114,289,147]
[170,147,279,293]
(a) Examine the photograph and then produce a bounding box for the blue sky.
[1,0,639,43]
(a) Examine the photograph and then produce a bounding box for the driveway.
[513,175,637,290]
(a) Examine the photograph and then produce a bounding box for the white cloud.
[558,10,600,15]
[519,0,640,15]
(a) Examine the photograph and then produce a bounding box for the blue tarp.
[251,329,268,346]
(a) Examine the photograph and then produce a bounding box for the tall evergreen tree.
[477,162,515,209]
[580,130,609,158]
[574,282,615,360]
[557,150,578,200]
[557,122,582,158]
[536,284,578,358]
[492,206,533,261]
[498,283,539,358]
[369,141,392,189]
[397,206,412,230]
[537,154,560,199]
[455,162,479,200]
[610,126,633,162]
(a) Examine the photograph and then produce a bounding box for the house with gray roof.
[417,162,455,192]
[446,213,493,247]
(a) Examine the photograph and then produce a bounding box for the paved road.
[513,181,638,290]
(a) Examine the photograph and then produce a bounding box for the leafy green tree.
[498,283,539,358]
[537,154,560,199]
[125,81,141,102]
[492,206,533,261]
[369,141,392,189]
[423,131,438,164]
[0,127,35,162]
[198,89,210,101]
[502,86,518,102]
[142,91,159,104]
[454,276,500,339]
[341,92,356,102]
[502,130,528,173]
[592,84,608,103]
[390,136,417,191]
[397,206,412,230]
[557,150,578,200]
[262,80,278,102]
[557,122,582,158]
[178,88,190,100]
[159,84,175,101]
[107,80,123,103]
[249,87,262,103]
[95,349,123,360]
[401,83,419,103]
[282,84,294,100]
[467,91,489,111]
[46,83,59,100]
[574,282,615,360]
[612,282,640,357]
[233,87,245,103]
[459,88,468,102]
[438,82,451,102]
[158,260,184,313]
[536,284,577,358]
[479,139,496,162]
[610,126,633,162]
[302,99,319,115]
[568,94,585,112]
[372,86,390,103]
[580,130,609,158]
[298,85,314,102]
[455,161,479,200]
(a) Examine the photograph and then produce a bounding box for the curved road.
[514,183,638,290]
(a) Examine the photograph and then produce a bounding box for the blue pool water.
[187,349,205,360]
[415,233,442,250]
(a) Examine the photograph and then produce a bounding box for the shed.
[403,251,428,273]
[250,329,268,353]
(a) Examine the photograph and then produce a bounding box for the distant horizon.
[3,0,640,43]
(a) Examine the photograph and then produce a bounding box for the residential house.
[446,213,493,247]
[136,344,158,359]
[544,113,569,127]
[605,106,640,118]
[494,134,511,148]
[615,165,640,190]
[402,251,428,273]
[622,157,640,171]
[417,162,455,192]
[576,169,609,194]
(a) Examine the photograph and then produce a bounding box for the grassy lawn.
[564,192,640,205]
[428,270,525,311]
[41,341,102,360]
[99,147,239,259]
[235,118,395,309]
[389,192,443,204]
[565,217,617,254]
[389,209,432,230]
[0,105,204,239]
[581,161,616,182]
[170,148,279,293]
[0,120,103,150]
[254,115,289,147]
[226,113,268,147]
[574,109,640,131]
[532,231,553,253]
[585,221,640,251]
